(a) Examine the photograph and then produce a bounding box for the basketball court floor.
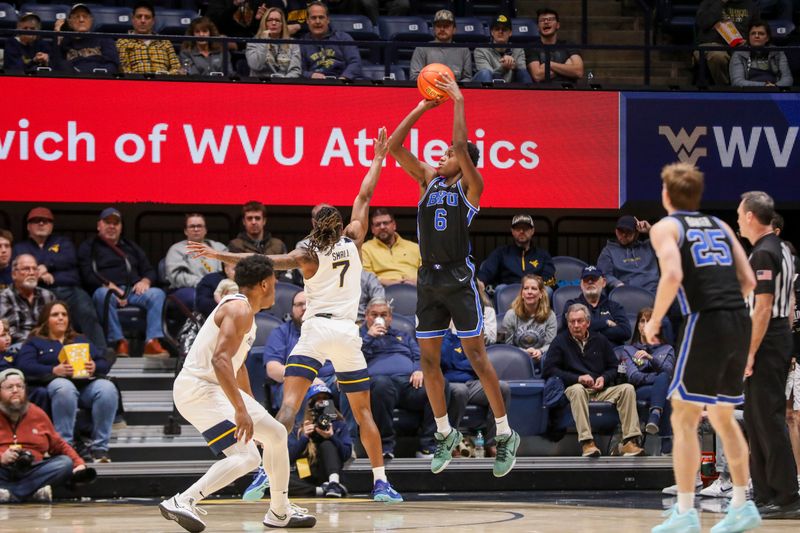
[1,492,798,532]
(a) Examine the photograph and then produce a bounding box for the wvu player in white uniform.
[189,127,402,502]
[159,255,316,531]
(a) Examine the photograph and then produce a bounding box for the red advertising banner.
[0,77,619,208]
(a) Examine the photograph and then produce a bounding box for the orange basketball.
[417,63,455,101]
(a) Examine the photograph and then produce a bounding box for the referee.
[737,190,800,518]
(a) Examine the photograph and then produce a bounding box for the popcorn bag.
[59,343,92,378]
[715,20,745,46]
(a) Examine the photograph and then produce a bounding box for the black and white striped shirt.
[747,233,795,320]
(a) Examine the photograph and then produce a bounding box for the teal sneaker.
[242,466,269,501]
[652,506,700,533]
[710,501,762,533]
[431,429,462,474]
[493,431,520,478]
[371,479,403,503]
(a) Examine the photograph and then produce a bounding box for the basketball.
[417,63,455,101]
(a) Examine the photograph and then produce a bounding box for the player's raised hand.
[434,72,463,102]
[417,98,442,112]
[643,318,661,345]
[373,127,388,160]
[235,409,254,444]
[187,241,215,259]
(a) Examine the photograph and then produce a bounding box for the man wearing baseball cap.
[478,214,556,290]
[563,265,632,346]
[473,14,532,84]
[77,208,167,357]
[13,207,107,351]
[56,3,120,74]
[410,9,473,82]
[596,215,659,295]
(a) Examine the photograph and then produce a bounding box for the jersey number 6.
[434,208,448,231]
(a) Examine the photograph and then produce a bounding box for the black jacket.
[543,330,618,387]
[77,236,156,291]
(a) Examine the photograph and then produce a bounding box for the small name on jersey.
[426,190,458,207]
[332,249,350,261]
[684,216,712,228]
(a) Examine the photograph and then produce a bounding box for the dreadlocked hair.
[306,206,343,255]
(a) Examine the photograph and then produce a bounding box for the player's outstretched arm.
[187,242,253,265]
[388,100,439,190]
[436,73,483,206]
[644,219,683,343]
[347,127,388,245]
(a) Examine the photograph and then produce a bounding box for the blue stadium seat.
[486,344,546,435]
[390,313,416,337]
[552,284,581,329]
[246,312,284,406]
[609,285,655,325]
[655,0,700,39]
[19,4,70,30]
[155,8,194,35]
[0,3,18,29]
[552,255,587,287]
[487,344,534,379]
[453,17,488,44]
[494,283,520,318]
[92,5,131,33]
[509,17,539,44]
[361,62,407,81]
[264,281,301,322]
[384,283,417,317]
[378,16,431,65]
[329,14,382,63]
[768,19,795,43]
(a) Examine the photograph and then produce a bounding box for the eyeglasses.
[186,224,206,229]
[267,18,282,23]
[14,266,37,273]
[1,383,24,391]
[538,16,557,23]
[29,218,52,224]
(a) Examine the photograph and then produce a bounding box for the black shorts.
[415,259,483,339]
[668,308,751,405]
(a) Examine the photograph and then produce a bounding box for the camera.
[9,449,34,475]
[311,398,338,431]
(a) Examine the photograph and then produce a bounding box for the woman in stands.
[180,17,230,76]
[15,301,118,463]
[499,274,557,368]
[730,20,793,87]
[246,7,301,78]
[620,307,675,453]
[287,384,351,498]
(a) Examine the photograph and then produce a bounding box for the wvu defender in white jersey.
[188,127,402,502]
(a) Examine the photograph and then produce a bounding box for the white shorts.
[289,316,366,373]
[174,372,269,454]
[786,362,800,411]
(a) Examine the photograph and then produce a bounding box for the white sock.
[495,415,511,436]
[182,444,260,504]
[677,492,694,514]
[731,485,747,509]
[372,466,387,483]
[435,415,452,436]
[329,473,340,484]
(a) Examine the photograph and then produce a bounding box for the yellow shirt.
[361,234,421,282]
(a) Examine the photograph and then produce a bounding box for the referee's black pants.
[744,324,800,506]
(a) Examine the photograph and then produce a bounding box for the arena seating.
[494,282,520,317]
[552,256,587,288]
[264,281,302,322]
[384,282,417,318]
[0,2,18,28]
[245,312,284,405]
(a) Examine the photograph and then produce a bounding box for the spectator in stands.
[478,214,556,290]
[410,9,472,82]
[246,7,301,78]
[165,213,227,310]
[207,0,268,39]
[56,4,120,74]
[473,14,532,84]
[287,383,352,498]
[596,215,659,294]
[730,20,792,87]
[544,303,644,457]
[564,266,631,345]
[0,255,55,350]
[360,297,438,458]
[13,208,107,351]
[116,1,182,75]
[77,207,168,358]
[0,368,87,503]
[228,201,287,255]
[441,299,508,455]
[195,262,236,318]
[16,302,117,463]
[620,307,675,452]
[500,275,557,366]
[361,0,409,24]
[0,230,12,291]
[4,13,57,74]
[358,271,385,323]
[526,8,583,83]
[695,0,759,85]
[299,1,364,80]
[265,290,338,412]
[0,320,12,371]
[180,17,230,76]
[361,208,421,286]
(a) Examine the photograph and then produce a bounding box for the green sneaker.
[431,429,462,474]
[493,430,520,477]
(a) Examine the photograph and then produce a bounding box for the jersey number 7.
[332,260,350,287]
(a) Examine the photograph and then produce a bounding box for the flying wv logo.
[658,126,707,165]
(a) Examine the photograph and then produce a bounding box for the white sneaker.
[263,502,316,528]
[159,493,207,532]
[699,477,732,498]
[662,474,703,495]
[31,485,52,503]
[0,488,11,503]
